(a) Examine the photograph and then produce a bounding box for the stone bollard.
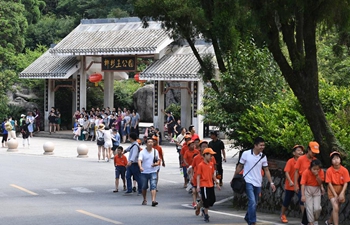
[7,139,19,152]
[77,144,88,158]
[43,141,55,155]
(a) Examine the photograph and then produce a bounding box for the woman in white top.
[103,126,113,162]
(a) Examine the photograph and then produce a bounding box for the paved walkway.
[1,136,303,224]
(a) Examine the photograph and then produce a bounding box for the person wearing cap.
[183,140,200,207]
[280,145,304,223]
[233,137,276,225]
[196,148,221,222]
[96,124,106,161]
[192,140,217,215]
[180,135,192,188]
[325,151,350,225]
[208,131,226,186]
[294,141,319,225]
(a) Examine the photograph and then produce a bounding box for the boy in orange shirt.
[300,159,325,225]
[280,145,304,223]
[325,151,350,225]
[196,148,220,223]
[152,135,165,189]
[113,146,128,192]
[180,135,192,187]
[192,140,217,214]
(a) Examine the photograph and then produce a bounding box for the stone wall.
[232,167,350,224]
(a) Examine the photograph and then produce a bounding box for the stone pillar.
[44,79,55,131]
[196,81,204,138]
[104,72,114,108]
[156,81,165,135]
[79,65,87,111]
[181,82,192,132]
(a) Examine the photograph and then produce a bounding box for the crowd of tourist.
[1,108,41,148]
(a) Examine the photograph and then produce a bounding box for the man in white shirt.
[138,137,160,207]
[233,137,276,225]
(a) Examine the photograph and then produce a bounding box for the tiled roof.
[19,50,80,79]
[140,43,215,81]
[49,17,173,56]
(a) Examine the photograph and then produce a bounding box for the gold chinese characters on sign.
[102,56,136,71]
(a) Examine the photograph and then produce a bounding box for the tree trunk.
[262,3,342,166]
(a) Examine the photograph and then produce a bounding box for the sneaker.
[195,205,201,216]
[142,200,147,205]
[204,214,210,222]
[325,220,333,225]
[280,214,288,223]
[132,187,137,192]
[192,202,197,209]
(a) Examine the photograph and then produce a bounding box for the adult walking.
[33,108,41,132]
[233,137,276,225]
[138,137,160,206]
[26,112,35,138]
[96,124,106,161]
[125,132,142,194]
[208,131,226,186]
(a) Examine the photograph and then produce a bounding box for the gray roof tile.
[140,44,215,81]
[19,50,79,79]
[50,18,173,55]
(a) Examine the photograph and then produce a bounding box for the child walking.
[280,145,304,223]
[325,151,350,225]
[196,148,221,223]
[301,159,325,225]
[113,146,127,192]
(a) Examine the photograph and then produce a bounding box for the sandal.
[113,189,118,193]
[142,200,147,205]
[151,201,158,207]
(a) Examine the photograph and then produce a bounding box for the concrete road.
[0,137,301,225]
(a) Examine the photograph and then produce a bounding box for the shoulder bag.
[231,151,265,194]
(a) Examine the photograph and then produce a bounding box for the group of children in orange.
[281,141,350,225]
[179,134,220,223]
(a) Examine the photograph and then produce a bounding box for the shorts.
[200,187,216,208]
[328,184,345,202]
[182,166,188,179]
[112,145,119,151]
[282,189,301,207]
[104,142,112,149]
[140,172,157,191]
[115,166,126,179]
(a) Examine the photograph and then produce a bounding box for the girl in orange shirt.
[325,151,350,225]
[300,159,325,225]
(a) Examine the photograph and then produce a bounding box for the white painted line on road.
[10,184,38,196]
[76,210,123,224]
[181,204,284,225]
[215,196,233,205]
[71,187,94,193]
[159,178,179,184]
[44,188,66,195]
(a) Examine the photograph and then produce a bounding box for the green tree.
[244,0,350,163]
[21,0,46,24]
[57,0,133,19]
[25,14,77,49]
[0,1,28,54]
[133,0,350,164]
